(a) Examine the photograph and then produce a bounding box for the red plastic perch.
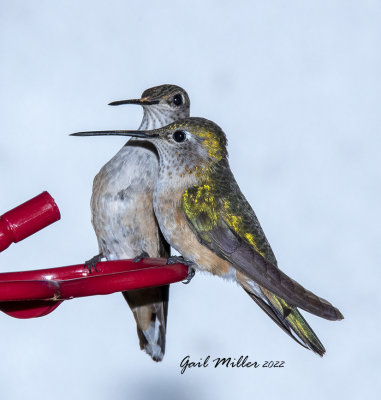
[0,192,188,320]
[0,259,188,319]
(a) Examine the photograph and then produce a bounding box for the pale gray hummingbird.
[84,85,190,362]
[72,117,344,356]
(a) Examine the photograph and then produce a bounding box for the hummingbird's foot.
[166,256,196,284]
[166,255,186,265]
[182,267,196,285]
[133,251,150,263]
[84,253,104,273]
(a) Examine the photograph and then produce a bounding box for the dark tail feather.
[245,288,326,356]
[123,285,169,362]
[245,289,308,349]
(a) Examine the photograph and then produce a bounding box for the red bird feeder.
[0,192,188,319]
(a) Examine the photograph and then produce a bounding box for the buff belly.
[91,142,162,259]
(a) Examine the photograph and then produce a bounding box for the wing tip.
[334,307,344,321]
[324,305,344,321]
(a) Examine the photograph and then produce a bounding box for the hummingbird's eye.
[172,94,183,106]
[173,130,186,143]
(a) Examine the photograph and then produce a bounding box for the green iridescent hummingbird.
[72,117,344,355]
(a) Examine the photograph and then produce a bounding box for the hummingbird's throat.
[140,106,185,130]
[179,164,205,179]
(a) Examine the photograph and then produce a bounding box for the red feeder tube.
[0,191,61,252]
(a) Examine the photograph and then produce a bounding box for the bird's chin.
[144,105,186,128]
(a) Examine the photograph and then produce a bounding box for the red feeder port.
[0,191,61,252]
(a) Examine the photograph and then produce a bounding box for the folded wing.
[181,167,343,321]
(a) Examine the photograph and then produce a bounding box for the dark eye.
[173,94,183,106]
[173,130,186,143]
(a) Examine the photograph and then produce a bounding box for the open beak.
[108,97,160,106]
[70,130,158,138]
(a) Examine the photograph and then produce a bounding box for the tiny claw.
[84,253,103,274]
[166,256,196,284]
[182,267,196,284]
[85,261,98,273]
[133,251,150,263]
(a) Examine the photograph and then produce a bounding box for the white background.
[1,1,380,399]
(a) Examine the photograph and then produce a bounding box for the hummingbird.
[84,84,191,362]
[72,117,344,355]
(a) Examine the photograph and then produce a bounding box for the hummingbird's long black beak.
[108,98,160,106]
[70,130,158,138]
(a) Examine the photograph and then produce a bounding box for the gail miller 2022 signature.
[179,355,285,374]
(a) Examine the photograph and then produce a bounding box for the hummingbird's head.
[109,84,190,128]
[146,117,228,170]
[71,117,228,183]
